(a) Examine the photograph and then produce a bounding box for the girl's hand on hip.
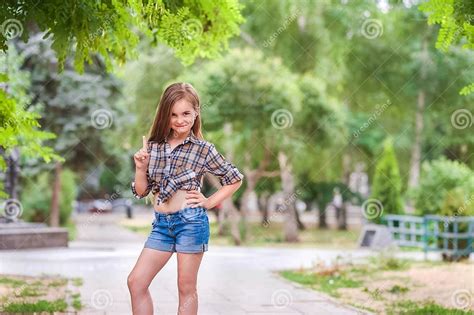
[185,190,209,208]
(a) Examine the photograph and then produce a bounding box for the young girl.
[127,82,244,315]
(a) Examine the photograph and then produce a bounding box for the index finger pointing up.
[142,135,148,150]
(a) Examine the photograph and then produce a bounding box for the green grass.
[367,253,411,271]
[0,276,27,287]
[388,284,409,294]
[388,300,473,315]
[279,270,362,297]
[3,299,68,312]
[362,287,384,300]
[16,286,44,297]
[48,278,68,287]
[278,254,473,314]
[0,275,83,313]
[71,277,83,287]
[71,293,82,310]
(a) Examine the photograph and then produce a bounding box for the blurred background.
[0,1,473,314]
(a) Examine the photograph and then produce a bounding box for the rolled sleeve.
[131,168,153,199]
[205,144,244,186]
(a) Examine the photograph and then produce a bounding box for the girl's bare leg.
[127,248,174,315]
[176,252,204,315]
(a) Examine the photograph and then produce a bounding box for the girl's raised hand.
[133,136,150,171]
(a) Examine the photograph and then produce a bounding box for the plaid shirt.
[131,130,244,206]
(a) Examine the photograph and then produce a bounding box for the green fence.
[382,214,474,259]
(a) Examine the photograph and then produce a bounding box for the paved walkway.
[0,211,385,314]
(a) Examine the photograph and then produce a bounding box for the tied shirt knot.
[156,169,197,205]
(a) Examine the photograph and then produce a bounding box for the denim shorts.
[144,206,210,253]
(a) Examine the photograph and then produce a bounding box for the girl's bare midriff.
[153,189,190,214]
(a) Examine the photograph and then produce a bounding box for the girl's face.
[169,99,197,137]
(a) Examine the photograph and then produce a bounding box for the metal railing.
[382,214,474,258]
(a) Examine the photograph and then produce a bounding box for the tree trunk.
[295,207,305,230]
[240,172,259,219]
[338,152,351,230]
[216,123,242,244]
[222,197,241,246]
[217,204,226,236]
[342,152,351,185]
[241,141,279,237]
[259,191,270,225]
[337,204,347,230]
[240,168,256,242]
[277,151,299,242]
[317,197,328,229]
[4,147,20,200]
[408,39,428,192]
[50,162,62,227]
[408,89,425,190]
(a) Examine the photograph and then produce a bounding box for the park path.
[0,210,377,314]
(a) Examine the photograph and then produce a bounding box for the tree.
[0,0,245,72]
[295,75,347,228]
[17,33,122,226]
[411,157,473,215]
[234,0,473,213]
[419,0,474,51]
[369,137,404,223]
[420,0,474,94]
[0,43,63,200]
[341,3,474,189]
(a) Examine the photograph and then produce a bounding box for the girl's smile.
[170,99,197,136]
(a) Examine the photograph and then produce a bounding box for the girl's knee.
[178,280,197,296]
[127,273,148,293]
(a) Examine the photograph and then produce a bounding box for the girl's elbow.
[233,179,243,189]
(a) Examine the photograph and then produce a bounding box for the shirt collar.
[164,129,199,145]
